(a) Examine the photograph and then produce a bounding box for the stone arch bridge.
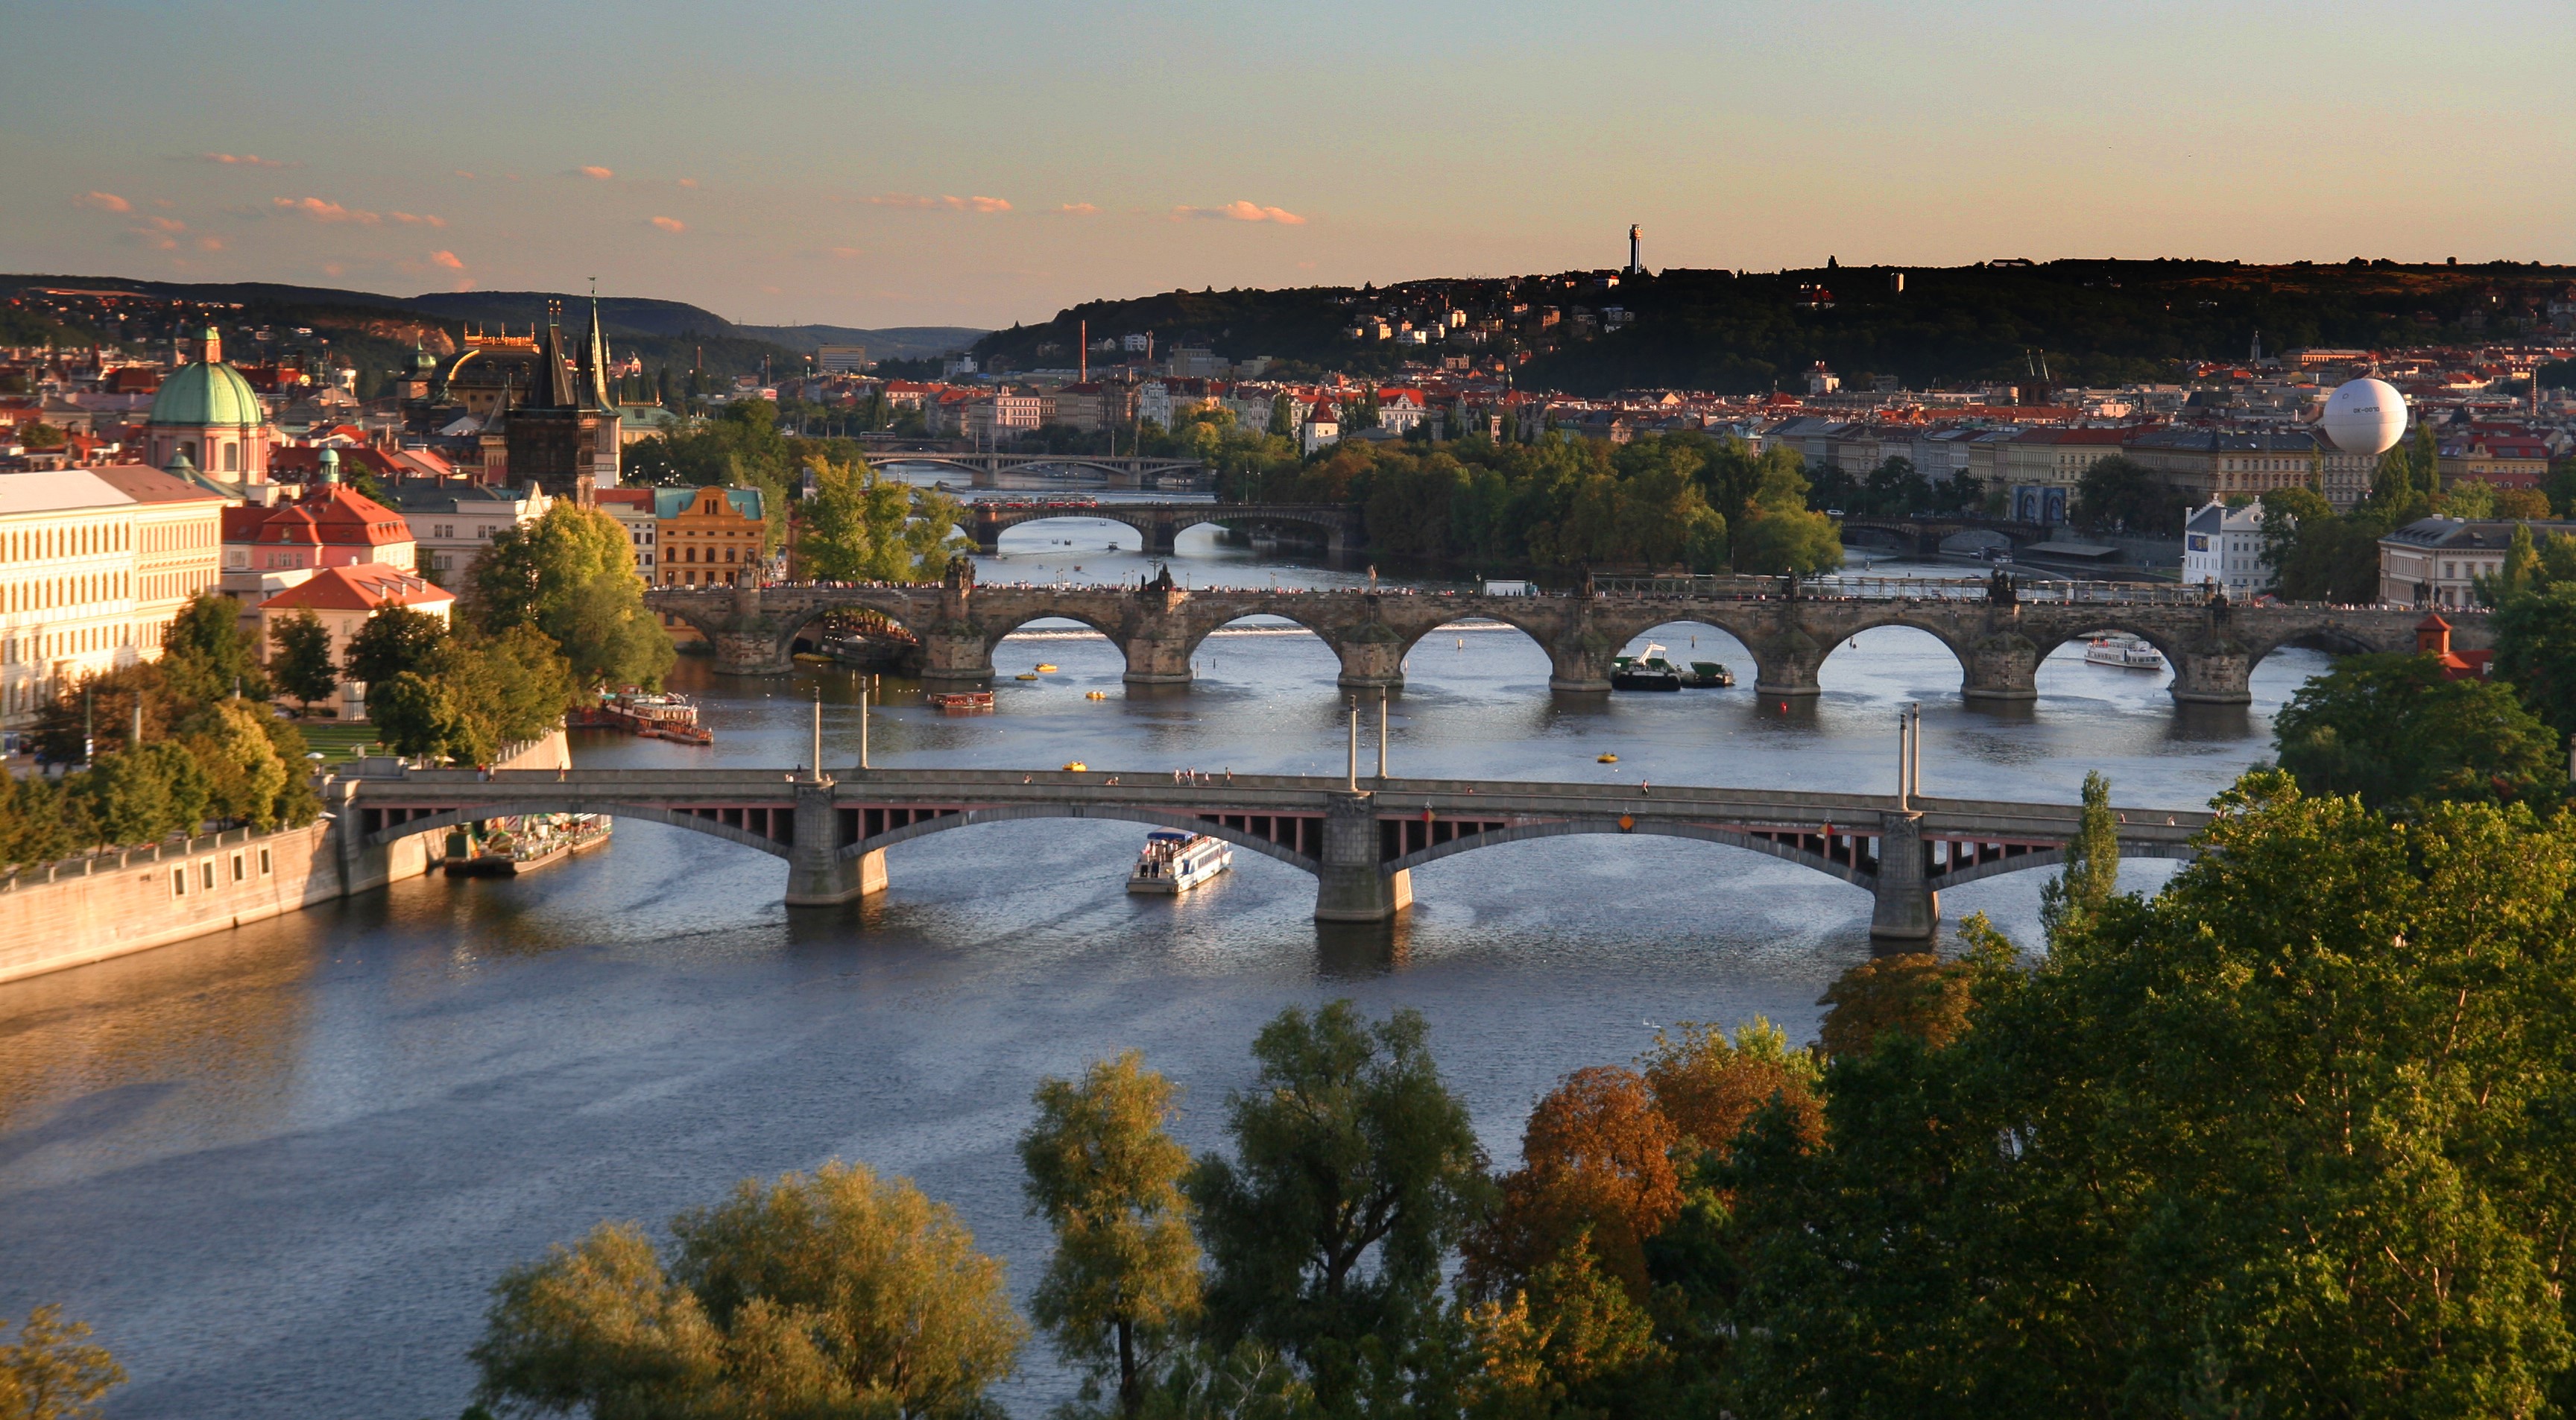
[965,501,1360,555]
[644,574,2473,706]
[335,766,2212,943]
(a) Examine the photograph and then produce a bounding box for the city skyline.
[3,0,2571,329]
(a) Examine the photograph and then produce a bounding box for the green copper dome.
[148,359,265,428]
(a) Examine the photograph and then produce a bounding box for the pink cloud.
[453,169,476,179]
[866,192,1011,213]
[391,212,446,227]
[200,152,286,168]
[1055,203,1101,216]
[651,215,686,233]
[677,178,698,189]
[148,216,186,233]
[830,246,864,259]
[452,277,478,292]
[1175,201,1307,224]
[198,236,226,252]
[75,191,132,213]
[429,250,465,270]
[578,165,614,180]
[276,196,382,224]
[322,263,346,277]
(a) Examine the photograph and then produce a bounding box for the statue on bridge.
[1986,567,2016,606]
[944,554,976,590]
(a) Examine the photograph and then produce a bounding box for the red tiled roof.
[260,564,453,613]
[227,484,413,548]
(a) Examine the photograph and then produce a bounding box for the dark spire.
[580,277,615,411]
[542,303,577,408]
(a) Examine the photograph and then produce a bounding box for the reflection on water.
[0,547,2320,1419]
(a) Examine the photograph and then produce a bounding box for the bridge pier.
[1960,631,2041,703]
[1548,631,1617,693]
[1333,621,1406,692]
[1316,792,1412,921]
[1749,629,1825,700]
[1123,630,1195,684]
[2171,646,2253,705]
[786,780,883,904]
[1868,811,1939,943]
[921,632,995,687]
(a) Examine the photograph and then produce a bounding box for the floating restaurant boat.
[1609,644,1683,691]
[2084,635,2165,670]
[1128,831,1233,894]
[444,815,612,877]
[927,690,994,712]
[567,692,713,744]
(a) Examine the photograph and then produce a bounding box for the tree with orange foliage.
[1816,950,1975,1058]
[1463,1066,1679,1304]
[1637,1016,1824,1162]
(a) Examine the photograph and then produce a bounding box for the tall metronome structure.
[1627,224,1643,274]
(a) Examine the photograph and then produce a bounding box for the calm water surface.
[0,525,2323,1418]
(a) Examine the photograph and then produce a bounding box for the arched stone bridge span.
[965,502,1360,555]
[860,451,1206,485]
[643,573,2475,707]
[337,766,2212,943]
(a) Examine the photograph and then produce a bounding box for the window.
[259,848,272,875]
[232,852,245,882]
[171,866,187,896]
[203,861,218,890]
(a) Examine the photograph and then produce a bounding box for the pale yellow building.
[0,465,231,729]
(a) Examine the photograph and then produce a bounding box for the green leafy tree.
[367,671,473,763]
[342,605,452,689]
[177,698,290,832]
[266,610,336,713]
[1020,1051,1203,1416]
[1732,456,1842,576]
[2273,652,2560,810]
[159,592,268,704]
[2074,455,2188,535]
[0,1304,126,1420]
[2491,581,2576,746]
[474,1161,1023,1420]
[1187,1002,1493,1411]
[0,774,86,867]
[470,502,675,691]
[798,460,967,583]
[2039,769,2119,935]
[69,741,209,848]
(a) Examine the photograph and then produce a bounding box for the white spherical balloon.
[2321,378,2408,457]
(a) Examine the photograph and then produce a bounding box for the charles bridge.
[335,760,2212,942]
[963,500,1360,555]
[643,567,2481,707]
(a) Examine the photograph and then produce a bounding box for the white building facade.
[2183,499,2273,596]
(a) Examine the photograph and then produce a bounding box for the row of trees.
[470,763,2576,1417]
[1232,429,1843,576]
[3,596,321,867]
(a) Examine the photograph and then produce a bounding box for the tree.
[0,1304,125,1420]
[342,605,452,688]
[159,592,268,704]
[2272,651,2560,810]
[370,627,574,764]
[1464,1067,1679,1305]
[1637,1017,1822,1162]
[2039,769,2119,935]
[267,610,336,713]
[367,672,473,763]
[2074,455,2187,535]
[799,460,967,583]
[1815,951,1976,1058]
[2491,582,2576,743]
[1020,1051,1202,1417]
[68,742,209,848]
[1187,1001,1492,1409]
[470,502,675,691]
[1732,456,1843,576]
[474,1161,1023,1420]
[0,774,85,868]
[178,698,289,832]
[1460,1233,1664,1420]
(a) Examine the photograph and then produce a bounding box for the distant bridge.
[643,569,2475,707]
[335,765,2213,941]
[964,501,1360,555]
[1838,515,2051,556]
[860,451,1208,486]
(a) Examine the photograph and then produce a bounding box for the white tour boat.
[2084,634,2165,671]
[1128,831,1233,894]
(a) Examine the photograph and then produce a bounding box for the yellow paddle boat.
[1597,753,1620,763]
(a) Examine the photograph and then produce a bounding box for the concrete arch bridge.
[644,573,2473,707]
[335,766,2212,943]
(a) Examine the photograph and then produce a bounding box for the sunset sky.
[4,0,2569,329]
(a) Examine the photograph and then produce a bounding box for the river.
[0,519,2326,1418]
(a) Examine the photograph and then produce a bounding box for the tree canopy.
[797,461,967,583]
[470,501,675,690]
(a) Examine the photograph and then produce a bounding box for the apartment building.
[2378,516,2576,608]
[0,464,226,727]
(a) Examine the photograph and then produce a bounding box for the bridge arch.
[1610,619,1760,681]
[769,599,923,657]
[837,804,1320,873]
[362,800,792,859]
[1177,611,1348,687]
[1392,612,1562,690]
[989,512,1149,555]
[1384,817,1874,886]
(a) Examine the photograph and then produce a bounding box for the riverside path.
[645,563,2475,707]
[335,760,2211,943]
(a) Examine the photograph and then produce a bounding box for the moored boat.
[1610,644,1683,691]
[1680,661,1734,687]
[1128,831,1233,894]
[928,690,994,712]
